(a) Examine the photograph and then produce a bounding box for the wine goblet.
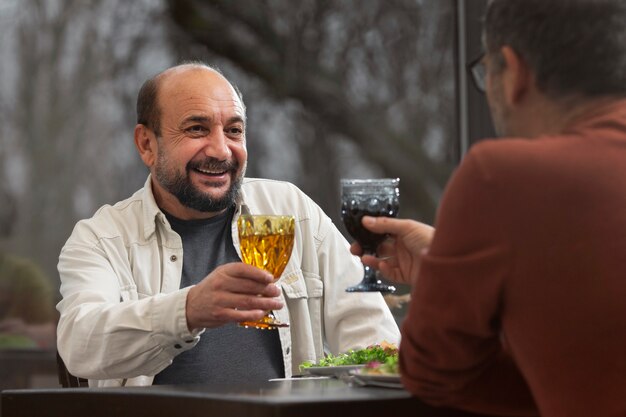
[237,214,295,329]
[341,178,400,293]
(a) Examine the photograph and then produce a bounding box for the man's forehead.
[159,65,239,99]
[158,66,243,109]
[160,65,220,86]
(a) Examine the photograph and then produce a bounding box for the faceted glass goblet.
[341,178,399,293]
[237,214,295,329]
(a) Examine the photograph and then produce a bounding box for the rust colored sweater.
[400,100,626,417]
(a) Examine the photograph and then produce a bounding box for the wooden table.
[1,378,495,417]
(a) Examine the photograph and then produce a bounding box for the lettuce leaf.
[300,342,398,369]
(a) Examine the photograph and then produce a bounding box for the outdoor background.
[0,0,460,310]
[0,0,481,343]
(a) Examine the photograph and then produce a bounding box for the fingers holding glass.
[340,178,399,293]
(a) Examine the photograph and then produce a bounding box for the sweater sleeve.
[400,147,539,416]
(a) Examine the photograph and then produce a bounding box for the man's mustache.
[187,158,238,172]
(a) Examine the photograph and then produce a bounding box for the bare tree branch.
[167,0,456,220]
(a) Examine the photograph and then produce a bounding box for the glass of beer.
[237,214,295,329]
[341,178,400,293]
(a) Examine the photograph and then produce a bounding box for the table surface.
[1,377,496,417]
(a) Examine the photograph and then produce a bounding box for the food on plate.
[300,341,397,370]
[359,352,399,375]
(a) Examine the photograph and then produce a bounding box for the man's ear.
[134,124,157,167]
[500,45,532,106]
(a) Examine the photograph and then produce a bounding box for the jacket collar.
[141,175,166,240]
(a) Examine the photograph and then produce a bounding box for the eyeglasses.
[467,53,486,93]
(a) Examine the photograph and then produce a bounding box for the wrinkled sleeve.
[400,149,539,416]
[56,224,200,381]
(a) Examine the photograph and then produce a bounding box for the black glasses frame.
[467,53,486,93]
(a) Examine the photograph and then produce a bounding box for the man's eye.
[227,127,244,135]
[187,125,207,135]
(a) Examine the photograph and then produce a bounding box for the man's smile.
[195,167,228,176]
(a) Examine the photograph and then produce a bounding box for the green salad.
[300,341,398,370]
[361,352,399,375]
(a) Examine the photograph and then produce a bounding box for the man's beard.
[155,154,244,213]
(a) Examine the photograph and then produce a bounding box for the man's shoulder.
[86,189,145,224]
[241,178,322,219]
[470,136,541,157]
[242,177,301,191]
[242,178,307,201]
[470,132,586,157]
[466,135,574,173]
[68,188,148,244]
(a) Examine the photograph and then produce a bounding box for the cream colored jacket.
[57,176,399,387]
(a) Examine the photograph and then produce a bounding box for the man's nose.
[204,130,232,160]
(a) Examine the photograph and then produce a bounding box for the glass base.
[346,281,396,293]
[238,313,289,330]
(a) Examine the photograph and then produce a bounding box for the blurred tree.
[165,0,457,223]
[0,0,458,299]
[0,0,169,281]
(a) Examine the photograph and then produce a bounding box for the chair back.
[56,351,88,387]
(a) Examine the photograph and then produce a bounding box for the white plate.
[303,365,365,377]
[349,370,403,389]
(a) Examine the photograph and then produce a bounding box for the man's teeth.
[197,168,227,175]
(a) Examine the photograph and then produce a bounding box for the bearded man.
[57,63,399,387]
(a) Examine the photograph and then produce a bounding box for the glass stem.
[362,251,378,284]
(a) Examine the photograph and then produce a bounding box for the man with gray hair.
[351,0,626,416]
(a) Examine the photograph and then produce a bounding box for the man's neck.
[512,94,622,138]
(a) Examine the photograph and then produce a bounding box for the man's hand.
[350,216,435,286]
[185,262,283,331]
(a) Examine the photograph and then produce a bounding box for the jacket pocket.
[280,269,324,299]
[280,270,324,360]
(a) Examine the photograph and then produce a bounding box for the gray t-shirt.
[153,206,284,385]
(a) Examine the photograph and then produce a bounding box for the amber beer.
[239,231,295,278]
[237,214,295,329]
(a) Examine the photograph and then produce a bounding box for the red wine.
[341,199,399,252]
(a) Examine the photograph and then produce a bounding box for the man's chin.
[193,185,230,202]
[198,180,228,190]
[194,180,241,210]
[180,189,236,213]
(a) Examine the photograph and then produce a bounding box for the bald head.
[136,63,245,137]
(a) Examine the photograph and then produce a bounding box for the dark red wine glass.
[341,178,399,293]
